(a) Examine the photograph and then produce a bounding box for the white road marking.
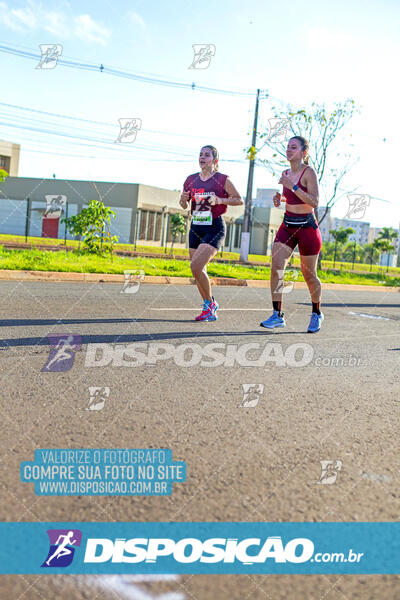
[361,472,393,483]
[150,308,269,311]
[349,312,391,320]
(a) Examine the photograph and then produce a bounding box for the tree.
[61,213,87,251]
[0,169,8,183]
[256,100,361,271]
[372,228,398,272]
[329,227,355,268]
[61,199,118,254]
[169,213,186,255]
[321,241,336,261]
[342,241,363,268]
[377,226,398,245]
[258,99,359,226]
[363,242,380,270]
[375,239,396,272]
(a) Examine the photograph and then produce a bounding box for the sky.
[0,0,399,228]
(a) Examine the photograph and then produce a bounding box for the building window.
[139,211,147,239]
[154,212,162,241]
[147,211,155,240]
[234,224,242,248]
[225,223,231,247]
[0,155,10,171]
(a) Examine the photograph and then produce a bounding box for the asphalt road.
[0,280,399,599]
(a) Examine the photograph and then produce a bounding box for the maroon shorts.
[274,212,322,256]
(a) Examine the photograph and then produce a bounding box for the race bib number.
[192,210,212,225]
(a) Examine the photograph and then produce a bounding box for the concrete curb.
[0,269,399,292]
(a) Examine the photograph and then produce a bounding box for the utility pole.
[240,88,261,262]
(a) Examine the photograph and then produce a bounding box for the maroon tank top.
[183,172,229,218]
[283,166,309,206]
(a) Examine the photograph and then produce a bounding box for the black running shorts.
[189,216,226,250]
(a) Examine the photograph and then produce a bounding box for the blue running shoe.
[260,310,285,329]
[307,312,324,333]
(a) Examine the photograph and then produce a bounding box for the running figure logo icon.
[317,460,343,485]
[188,44,216,69]
[41,334,82,372]
[267,118,290,142]
[120,270,145,293]
[44,195,67,218]
[344,194,371,219]
[85,386,110,411]
[273,269,299,294]
[241,384,264,408]
[36,44,63,69]
[115,118,142,143]
[193,192,215,212]
[41,529,82,568]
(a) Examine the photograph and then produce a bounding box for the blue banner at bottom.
[0,522,399,574]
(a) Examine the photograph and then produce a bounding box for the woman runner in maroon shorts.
[260,136,323,333]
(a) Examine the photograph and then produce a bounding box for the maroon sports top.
[183,172,229,218]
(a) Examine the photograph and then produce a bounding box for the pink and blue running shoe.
[195,298,219,322]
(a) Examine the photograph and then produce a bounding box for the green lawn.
[1,233,399,275]
[0,245,398,287]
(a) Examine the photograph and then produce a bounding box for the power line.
[17,145,246,164]
[0,117,247,163]
[0,43,262,98]
[0,101,247,143]
[0,99,250,163]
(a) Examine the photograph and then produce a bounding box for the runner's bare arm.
[180,188,190,209]
[216,177,243,206]
[292,168,319,208]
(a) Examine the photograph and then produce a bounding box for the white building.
[0,140,20,176]
[369,226,400,267]
[331,217,370,246]
[315,206,333,242]
[379,253,397,268]
[254,188,281,208]
[368,227,400,253]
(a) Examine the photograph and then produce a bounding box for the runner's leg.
[271,242,294,307]
[300,253,321,302]
[189,247,207,301]
[190,243,218,301]
[300,252,324,332]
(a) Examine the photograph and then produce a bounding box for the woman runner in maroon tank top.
[180,145,243,321]
[260,136,324,333]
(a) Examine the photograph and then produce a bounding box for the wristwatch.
[292,184,299,192]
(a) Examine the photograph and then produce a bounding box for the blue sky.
[0,0,399,228]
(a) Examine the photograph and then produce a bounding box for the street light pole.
[240,88,261,262]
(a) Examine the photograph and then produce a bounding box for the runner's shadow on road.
[0,329,307,347]
[0,318,195,326]
[296,303,400,308]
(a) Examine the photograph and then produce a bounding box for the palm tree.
[363,242,380,271]
[169,213,186,255]
[376,227,398,270]
[375,239,396,272]
[329,227,355,268]
[377,226,398,244]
